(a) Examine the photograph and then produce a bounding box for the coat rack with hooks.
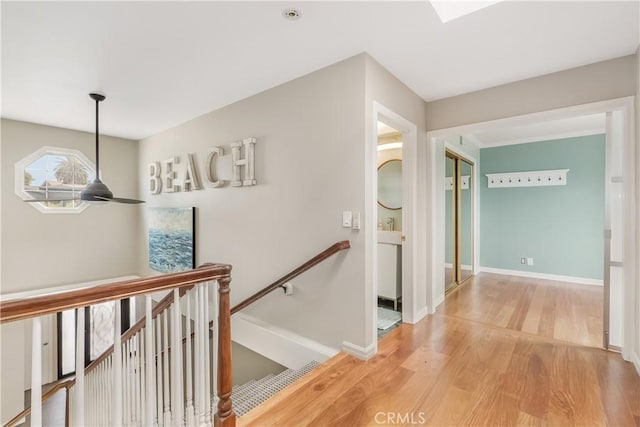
[485,169,569,188]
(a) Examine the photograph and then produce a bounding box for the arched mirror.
[378,159,402,210]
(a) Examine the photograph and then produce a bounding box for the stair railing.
[2,239,351,427]
[0,263,235,427]
[229,240,350,315]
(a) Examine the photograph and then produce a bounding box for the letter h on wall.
[231,137,257,187]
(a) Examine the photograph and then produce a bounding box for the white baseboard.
[444,263,473,271]
[478,267,603,286]
[413,306,430,323]
[231,312,339,370]
[342,341,376,360]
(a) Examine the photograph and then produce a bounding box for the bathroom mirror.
[377,159,402,210]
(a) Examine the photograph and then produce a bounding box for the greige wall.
[426,55,637,131]
[137,55,367,350]
[1,119,141,293]
[0,119,140,422]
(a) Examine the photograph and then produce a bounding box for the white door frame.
[367,102,418,352]
[425,96,637,365]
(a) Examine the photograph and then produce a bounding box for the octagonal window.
[15,146,97,213]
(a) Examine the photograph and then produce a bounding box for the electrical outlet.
[527,257,534,266]
[520,258,526,264]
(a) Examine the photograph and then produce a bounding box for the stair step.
[231,361,320,417]
[235,373,273,392]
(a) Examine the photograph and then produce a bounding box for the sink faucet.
[386,217,394,231]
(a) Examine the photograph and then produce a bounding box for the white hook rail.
[485,169,569,188]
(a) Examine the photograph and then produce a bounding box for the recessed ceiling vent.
[282,8,301,20]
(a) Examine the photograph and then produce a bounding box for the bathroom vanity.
[377,230,402,310]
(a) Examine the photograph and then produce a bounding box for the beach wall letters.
[149,137,256,195]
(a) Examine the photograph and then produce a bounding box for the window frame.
[15,146,97,213]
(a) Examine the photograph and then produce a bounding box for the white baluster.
[126,339,131,425]
[68,384,74,426]
[146,296,156,426]
[86,369,91,425]
[194,287,201,424]
[197,284,206,426]
[172,289,184,426]
[97,363,102,425]
[162,312,172,425]
[132,336,138,425]
[31,317,42,427]
[155,317,163,426]
[129,337,135,425]
[96,364,101,425]
[211,281,219,416]
[140,331,146,426]
[124,340,131,425]
[185,290,195,426]
[135,334,141,426]
[113,301,123,425]
[73,307,85,426]
[203,284,211,424]
[93,362,98,425]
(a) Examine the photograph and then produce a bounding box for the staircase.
[232,361,320,417]
[1,241,351,427]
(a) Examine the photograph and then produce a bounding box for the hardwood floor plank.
[308,366,414,427]
[238,273,638,427]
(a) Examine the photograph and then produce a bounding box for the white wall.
[137,54,367,350]
[0,119,140,422]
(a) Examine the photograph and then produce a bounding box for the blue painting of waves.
[148,207,194,273]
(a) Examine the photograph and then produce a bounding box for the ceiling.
[2,1,638,140]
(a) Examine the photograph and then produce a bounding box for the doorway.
[376,121,403,336]
[426,97,637,359]
[368,102,419,351]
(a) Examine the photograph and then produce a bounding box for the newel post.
[214,277,236,427]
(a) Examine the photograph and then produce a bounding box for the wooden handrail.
[2,239,348,426]
[3,379,73,427]
[0,264,231,323]
[229,240,350,315]
[2,263,235,427]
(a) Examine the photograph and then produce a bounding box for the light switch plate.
[342,211,352,228]
[352,212,361,230]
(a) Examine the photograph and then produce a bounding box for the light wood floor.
[443,273,604,348]
[238,274,639,427]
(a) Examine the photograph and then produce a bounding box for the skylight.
[430,0,503,23]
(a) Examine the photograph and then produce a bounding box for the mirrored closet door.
[445,150,474,293]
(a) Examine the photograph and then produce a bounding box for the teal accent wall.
[480,134,605,280]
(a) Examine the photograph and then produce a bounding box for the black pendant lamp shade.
[25,93,144,205]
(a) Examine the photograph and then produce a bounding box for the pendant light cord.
[95,97,100,180]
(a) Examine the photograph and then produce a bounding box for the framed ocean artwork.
[148,207,196,273]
